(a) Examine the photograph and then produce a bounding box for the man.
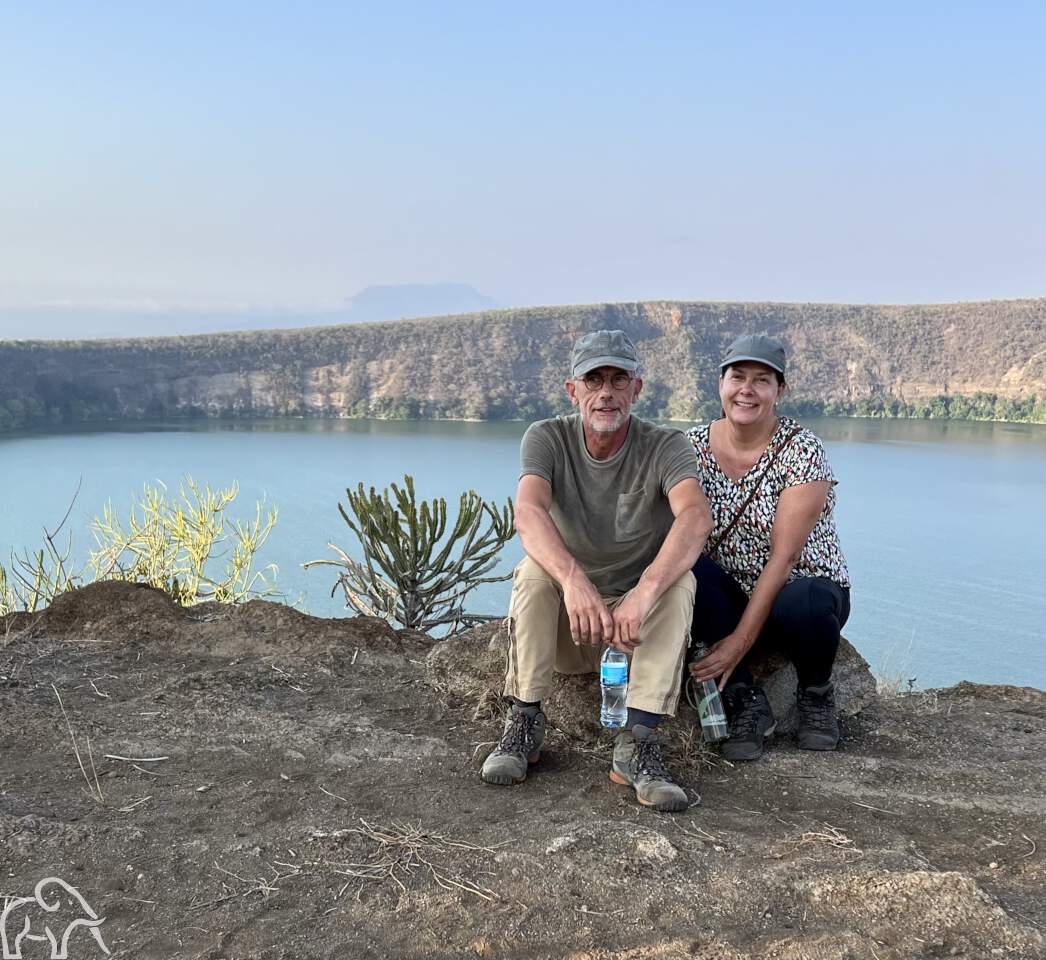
[481,330,712,812]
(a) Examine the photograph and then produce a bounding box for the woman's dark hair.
[720,362,786,386]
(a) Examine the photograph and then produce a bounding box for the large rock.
[426,619,877,741]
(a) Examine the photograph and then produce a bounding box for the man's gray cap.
[571,329,639,378]
[720,334,786,377]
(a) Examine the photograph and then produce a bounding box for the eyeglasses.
[579,371,634,391]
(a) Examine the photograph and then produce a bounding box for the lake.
[1,416,1043,691]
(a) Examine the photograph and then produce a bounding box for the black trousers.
[690,554,851,689]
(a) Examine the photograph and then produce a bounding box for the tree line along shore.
[1,298,1043,431]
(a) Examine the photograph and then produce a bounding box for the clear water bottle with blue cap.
[599,647,629,729]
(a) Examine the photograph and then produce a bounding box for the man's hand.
[610,587,655,653]
[688,631,752,690]
[562,574,614,645]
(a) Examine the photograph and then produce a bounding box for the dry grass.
[308,818,510,902]
[51,682,104,804]
[192,860,308,910]
[769,821,863,863]
[666,720,733,777]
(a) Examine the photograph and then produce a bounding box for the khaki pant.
[503,555,696,716]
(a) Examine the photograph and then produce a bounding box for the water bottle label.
[600,663,627,685]
[698,693,725,721]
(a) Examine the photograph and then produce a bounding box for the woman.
[687,334,851,761]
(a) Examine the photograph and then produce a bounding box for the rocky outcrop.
[427,618,877,740]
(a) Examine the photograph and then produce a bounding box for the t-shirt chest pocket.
[615,489,649,542]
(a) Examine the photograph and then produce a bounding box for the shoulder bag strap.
[705,425,803,556]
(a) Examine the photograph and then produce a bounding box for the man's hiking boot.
[722,684,776,761]
[610,725,690,812]
[481,703,546,785]
[797,681,840,751]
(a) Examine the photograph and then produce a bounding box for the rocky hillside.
[1,582,1044,959]
[1,298,1044,431]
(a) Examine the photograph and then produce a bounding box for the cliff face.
[1,298,1044,427]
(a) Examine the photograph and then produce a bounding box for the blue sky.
[1,1,1042,319]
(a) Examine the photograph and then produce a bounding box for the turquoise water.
[2,417,1043,690]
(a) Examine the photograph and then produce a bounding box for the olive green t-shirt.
[519,414,699,595]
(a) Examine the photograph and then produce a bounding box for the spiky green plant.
[306,475,515,634]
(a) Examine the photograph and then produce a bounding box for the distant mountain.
[0,283,498,341]
[0,298,1043,431]
[339,284,499,324]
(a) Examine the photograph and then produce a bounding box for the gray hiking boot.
[722,683,776,761]
[480,703,546,786]
[797,681,840,750]
[610,725,689,813]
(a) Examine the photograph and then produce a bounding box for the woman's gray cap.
[720,334,786,376]
[570,329,640,378]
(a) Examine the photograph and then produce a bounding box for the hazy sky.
[1,1,1042,315]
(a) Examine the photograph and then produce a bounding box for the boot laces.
[497,710,536,756]
[729,688,767,737]
[799,688,835,727]
[634,736,676,784]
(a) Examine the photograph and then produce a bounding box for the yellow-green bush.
[0,478,278,615]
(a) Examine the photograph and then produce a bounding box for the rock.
[471,741,497,768]
[426,619,603,740]
[749,641,877,734]
[546,835,578,855]
[631,829,677,863]
[427,619,877,741]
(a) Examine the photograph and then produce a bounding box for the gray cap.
[720,334,786,376]
[571,329,639,378]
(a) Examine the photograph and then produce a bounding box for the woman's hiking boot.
[610,725,690,812]
[721,684,776,761]
[796,681,840,750]
[481,702,546,785]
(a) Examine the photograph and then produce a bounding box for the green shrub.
[89,478,279,605]
[0,478,279,615]
[305,475,515,634]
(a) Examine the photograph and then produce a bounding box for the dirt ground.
[1,581,1044,960]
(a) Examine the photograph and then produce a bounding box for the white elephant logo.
[1,877,110,959]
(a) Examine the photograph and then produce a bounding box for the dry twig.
[51,683,104,803]
[194,860,306,910]
[848,798,900,816]
[311,818,506,902]
[781,822,863,862]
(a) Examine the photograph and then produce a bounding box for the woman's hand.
[689,632,752,690]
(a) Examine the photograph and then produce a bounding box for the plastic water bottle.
[600,647,629,730]
[688,643,729,743]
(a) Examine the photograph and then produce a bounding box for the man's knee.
[510,555,562,611]
[648,570,696,624]
[513,554,557,583]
